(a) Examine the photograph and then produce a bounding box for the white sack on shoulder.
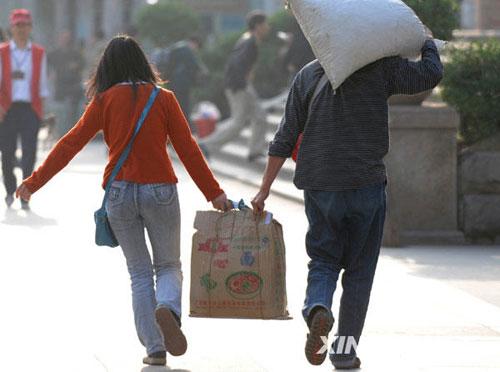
[289,0,427,89]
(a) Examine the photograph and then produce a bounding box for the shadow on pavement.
[141,367,191,372]
[381,246,500,282]
[1,208,58,229]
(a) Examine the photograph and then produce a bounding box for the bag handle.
[229,199,250,211]
[227,199,273,224]
[100,85,160,209]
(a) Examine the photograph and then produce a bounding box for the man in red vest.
[0,9,49,210]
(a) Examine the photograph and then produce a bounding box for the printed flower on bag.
[240,251,255,267]
[198,238,229,254]
[213,259,229,269]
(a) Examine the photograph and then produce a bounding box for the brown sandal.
[155,307,187,356]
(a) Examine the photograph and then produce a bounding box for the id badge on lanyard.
[12,48,30,80]
[12,70,25,80]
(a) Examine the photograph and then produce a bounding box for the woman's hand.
[16,183,32,202]
[251,188,270,216]
[212,192,231,212]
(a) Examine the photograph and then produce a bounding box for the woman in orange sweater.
[16,35,229,366]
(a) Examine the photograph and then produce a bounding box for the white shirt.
[0,40,49,102]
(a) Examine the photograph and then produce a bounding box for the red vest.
[0,42,44,119]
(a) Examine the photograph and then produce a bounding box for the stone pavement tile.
[359,336,500,371]
[367,256,500,334]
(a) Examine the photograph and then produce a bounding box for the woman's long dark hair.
[86,35,161,100]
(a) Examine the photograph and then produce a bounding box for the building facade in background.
[183,0,283,35]
[2,0,499,47]
[10,0,498,48]
[0,0,283,47]
[0,0,144,47]
[479,0,500,28]
[461,0,500,29]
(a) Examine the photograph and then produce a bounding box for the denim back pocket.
[107,182,126,207]
[151,184,176,205]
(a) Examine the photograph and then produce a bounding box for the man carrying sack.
[0,9,49,210]
[252,0,444,369]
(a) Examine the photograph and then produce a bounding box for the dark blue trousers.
[0,103,40,196]
[302,183,386,361]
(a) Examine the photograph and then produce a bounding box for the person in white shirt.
[0,9,49,210]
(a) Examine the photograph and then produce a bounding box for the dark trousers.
[0,103,40,196]
[302,183,386,362]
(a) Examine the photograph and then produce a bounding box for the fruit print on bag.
[225,271,263,300]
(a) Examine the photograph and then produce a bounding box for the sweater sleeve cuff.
[204,187,225,202]
[422,39,438,52]
[268,140,292,158]
[23,177,41,194]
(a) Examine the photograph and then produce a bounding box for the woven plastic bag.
[288,0,427,89]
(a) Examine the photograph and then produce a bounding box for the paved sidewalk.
[0,143,499,372]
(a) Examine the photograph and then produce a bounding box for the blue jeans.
[302,183,386,362]
[106,181,182,355]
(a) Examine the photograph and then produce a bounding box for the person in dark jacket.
[166,36,208,133]
[282,20,315,78]
[48,30,85,138]
[252,37,443,370]
[200,11,271,162]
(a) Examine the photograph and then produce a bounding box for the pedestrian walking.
[281,21,315,78]
[83,29,107,80]
[48,31,85,138]
[252,37,443,369]
[0,9,49,210]
[200,11,271,162]
[0,26,8,159]
[15,35,230,366]
[154,36,208,134]
[0,27,7,42]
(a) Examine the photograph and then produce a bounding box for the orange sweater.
[24,84,224,201]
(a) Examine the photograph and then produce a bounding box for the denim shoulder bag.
[94,85,160,247]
